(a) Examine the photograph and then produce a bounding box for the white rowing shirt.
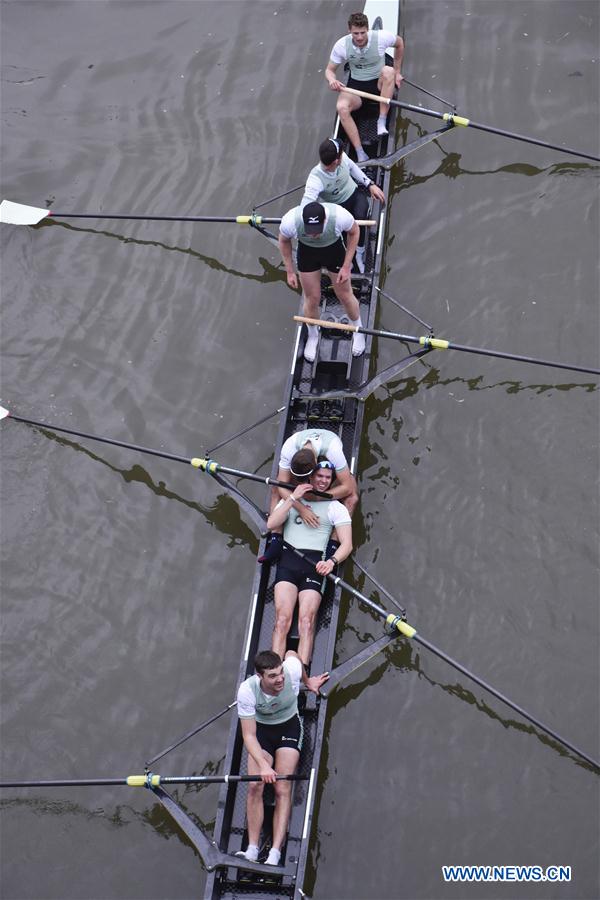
[279,428,348,473]
[301,152,371,208]
[329,30,397,71]
[237,656,302,723]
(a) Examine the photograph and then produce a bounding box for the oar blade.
[0,406,10,421]
[0,200,50,225]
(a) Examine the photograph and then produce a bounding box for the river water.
[1,2,598,899]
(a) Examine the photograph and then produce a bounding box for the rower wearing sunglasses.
[266,459,353,676]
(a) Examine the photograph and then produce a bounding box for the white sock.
[266,847,281,865]
[350,317,366,356]
[236,843,259,861]
[351,316,363,330]
[377,116,388,136]
[307,324,319,341]
[356,146,369,163]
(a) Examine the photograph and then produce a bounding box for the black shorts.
[340,188,369,246]
[275,547,326,594]
[347,74,381,99]
[297,236,346,273]
[256,713,303,758]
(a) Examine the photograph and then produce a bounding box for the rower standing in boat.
[301,136,386,273]
[268,462,352,668]
[325,11,404,162]
[236,649,328,866]
[278,201,366,361]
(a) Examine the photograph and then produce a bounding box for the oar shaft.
[340,87,600,162]
[294,317,600,377]
[8,414,191,465]
[48,212,375,225]
[441,340,600,376]
[0,774,308,789]
[5,413,331,498]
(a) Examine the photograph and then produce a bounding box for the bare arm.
[278,232,299,290]
[240,718,276,782]
[336,221,360,285]
[315,521,352,576]
[394,36,404,86]
[284,650,329,695]
[266,483,313,530]
[325,60,344,91]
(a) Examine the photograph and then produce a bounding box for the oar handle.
[295,315,358,333]
[342,85,391,106]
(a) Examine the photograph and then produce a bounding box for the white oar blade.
[0,200,49,225]
[0,406,11,420]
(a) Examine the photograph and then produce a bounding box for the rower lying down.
[235,650,328,866]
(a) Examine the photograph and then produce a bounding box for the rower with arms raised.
[326,11,404,162]
[235,649,328,866]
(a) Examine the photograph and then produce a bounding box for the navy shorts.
[297,236,346,273]
[347,74,381,99]
[256,714,303,758]
[275,547,325,594]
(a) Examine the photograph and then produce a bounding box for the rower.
[301,136,386,273]
[278,200,365,362]
[268,461,352,668]
[235,649,328,866]
[325,10,404,162]
[260,425,359,565]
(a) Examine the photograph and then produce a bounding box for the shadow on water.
[35,219,285,285]
[328,605,598,774]
[0,756,228,866]
[36,428,260,551]
[389,117,599,199]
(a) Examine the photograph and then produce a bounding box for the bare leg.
[377,66,395,118]
[298,269,322,319]
[328,271,360,320]
[336,93,363,152]
[246,748,272,848]
[297,589,322,665]
[271,747,300,851]
[272,582,298,660]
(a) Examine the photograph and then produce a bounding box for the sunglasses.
[316,461,335,470]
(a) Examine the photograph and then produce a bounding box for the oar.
[0,773,308,789]
[341,87,600,162]
[294,316,600,377]
[357,124,455,171]
[0,200,374,228]
[283,544,599,769]
[402,76,456,110]
[0,406,332,499]
[146,701,237,768]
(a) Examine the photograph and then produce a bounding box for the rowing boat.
[1,1,598,896]
[201,4,412,897]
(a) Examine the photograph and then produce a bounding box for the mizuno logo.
[308,216,319,224]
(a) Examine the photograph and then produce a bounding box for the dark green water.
[1,2,598,899]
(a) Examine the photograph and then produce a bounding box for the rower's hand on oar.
[315,558,336,576]
[395,73,404,89]
[335,264,351,285]
[286,271,299,290]
[328,79,345,92]
[305,672,330,695]
[259,765,277,784]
